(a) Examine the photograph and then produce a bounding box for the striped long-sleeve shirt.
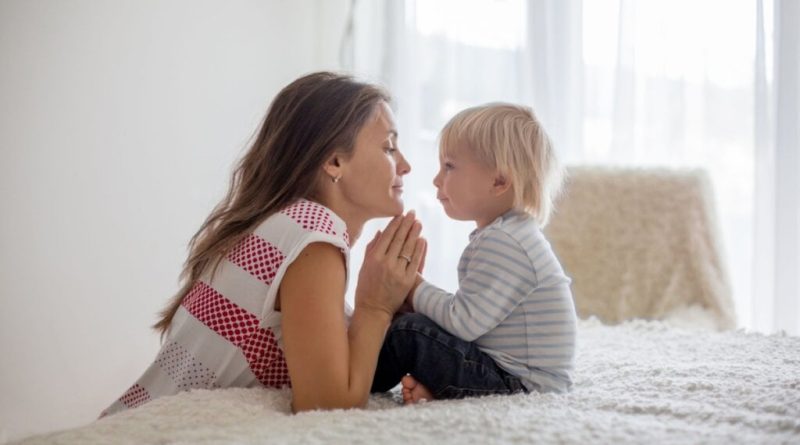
[413,209,576,392]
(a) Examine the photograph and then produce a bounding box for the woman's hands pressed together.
[355,211,427,319]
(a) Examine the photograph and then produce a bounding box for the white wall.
[0,0,348,441]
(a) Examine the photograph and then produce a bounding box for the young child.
[371,103,576,403]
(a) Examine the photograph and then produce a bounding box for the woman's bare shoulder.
[283,242,346,290]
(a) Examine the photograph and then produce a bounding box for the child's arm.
[411,230,534,341]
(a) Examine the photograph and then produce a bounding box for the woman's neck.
[312,195,366,246]
[335,209,366,246]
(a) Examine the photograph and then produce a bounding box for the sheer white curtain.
[346,0,800,333]
[754,0,800,333]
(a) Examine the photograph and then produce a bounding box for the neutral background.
[0,0,349,441]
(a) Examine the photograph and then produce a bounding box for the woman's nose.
[397,152,411,175]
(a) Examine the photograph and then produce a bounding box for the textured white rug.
[16,319,800,445]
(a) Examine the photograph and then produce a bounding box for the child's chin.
[441,207,457,219]
[443,210,470,222]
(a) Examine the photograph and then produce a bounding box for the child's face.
[433,143,508,228]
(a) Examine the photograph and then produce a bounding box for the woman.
[102,72,425,415]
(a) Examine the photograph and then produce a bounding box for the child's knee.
[390,312,437,333]
[384,314,441,368]
[386,313,451,357]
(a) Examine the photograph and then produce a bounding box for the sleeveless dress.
[101,199,350,417]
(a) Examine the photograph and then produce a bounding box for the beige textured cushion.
[544,166,736,329]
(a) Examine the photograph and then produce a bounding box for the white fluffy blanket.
[16,319,799,445]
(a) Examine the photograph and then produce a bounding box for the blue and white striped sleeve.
[412,229,536,341]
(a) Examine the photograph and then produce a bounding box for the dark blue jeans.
[371,313,527,399]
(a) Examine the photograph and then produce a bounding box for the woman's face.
[339,101,411,218]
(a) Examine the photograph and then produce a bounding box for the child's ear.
[492,174,512,195]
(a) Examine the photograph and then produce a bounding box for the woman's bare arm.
[281,242,390,411]
[281,213,424,411]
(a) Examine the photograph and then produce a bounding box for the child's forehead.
[441,140,488,165]
[439,136,497,170]
[439,138,470,158]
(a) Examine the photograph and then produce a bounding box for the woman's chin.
[390,199,405,216]
[378,198,405,218]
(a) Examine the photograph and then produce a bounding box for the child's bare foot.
[401,374,433,405]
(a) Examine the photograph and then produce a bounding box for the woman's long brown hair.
[153,72,390,336]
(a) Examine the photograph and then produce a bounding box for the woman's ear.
[322,153,343,183]
[492,174,512,196]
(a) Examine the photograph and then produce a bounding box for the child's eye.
[444,162,455,170]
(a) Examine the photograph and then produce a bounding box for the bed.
[14,168,800,444]
[15,318,800,444]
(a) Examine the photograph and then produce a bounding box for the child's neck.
[474,204,515,230]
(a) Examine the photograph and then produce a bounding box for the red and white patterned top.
[101,199,350,417]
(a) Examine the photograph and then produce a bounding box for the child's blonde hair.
[440,103,563,225]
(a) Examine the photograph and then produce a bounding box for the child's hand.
[405,273,424,309]
[393,299,415,320]
[404,237,426,307]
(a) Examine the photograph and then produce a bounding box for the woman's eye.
[384,147,397,154]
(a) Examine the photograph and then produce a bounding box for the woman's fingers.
[397,221,422,267]
[387,211,417,258]
[417,237,427,273]
[364,230,381,255]
[407,237,426,278]
[374,216,403,254]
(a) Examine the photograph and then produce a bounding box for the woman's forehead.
[367,103,398,139]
